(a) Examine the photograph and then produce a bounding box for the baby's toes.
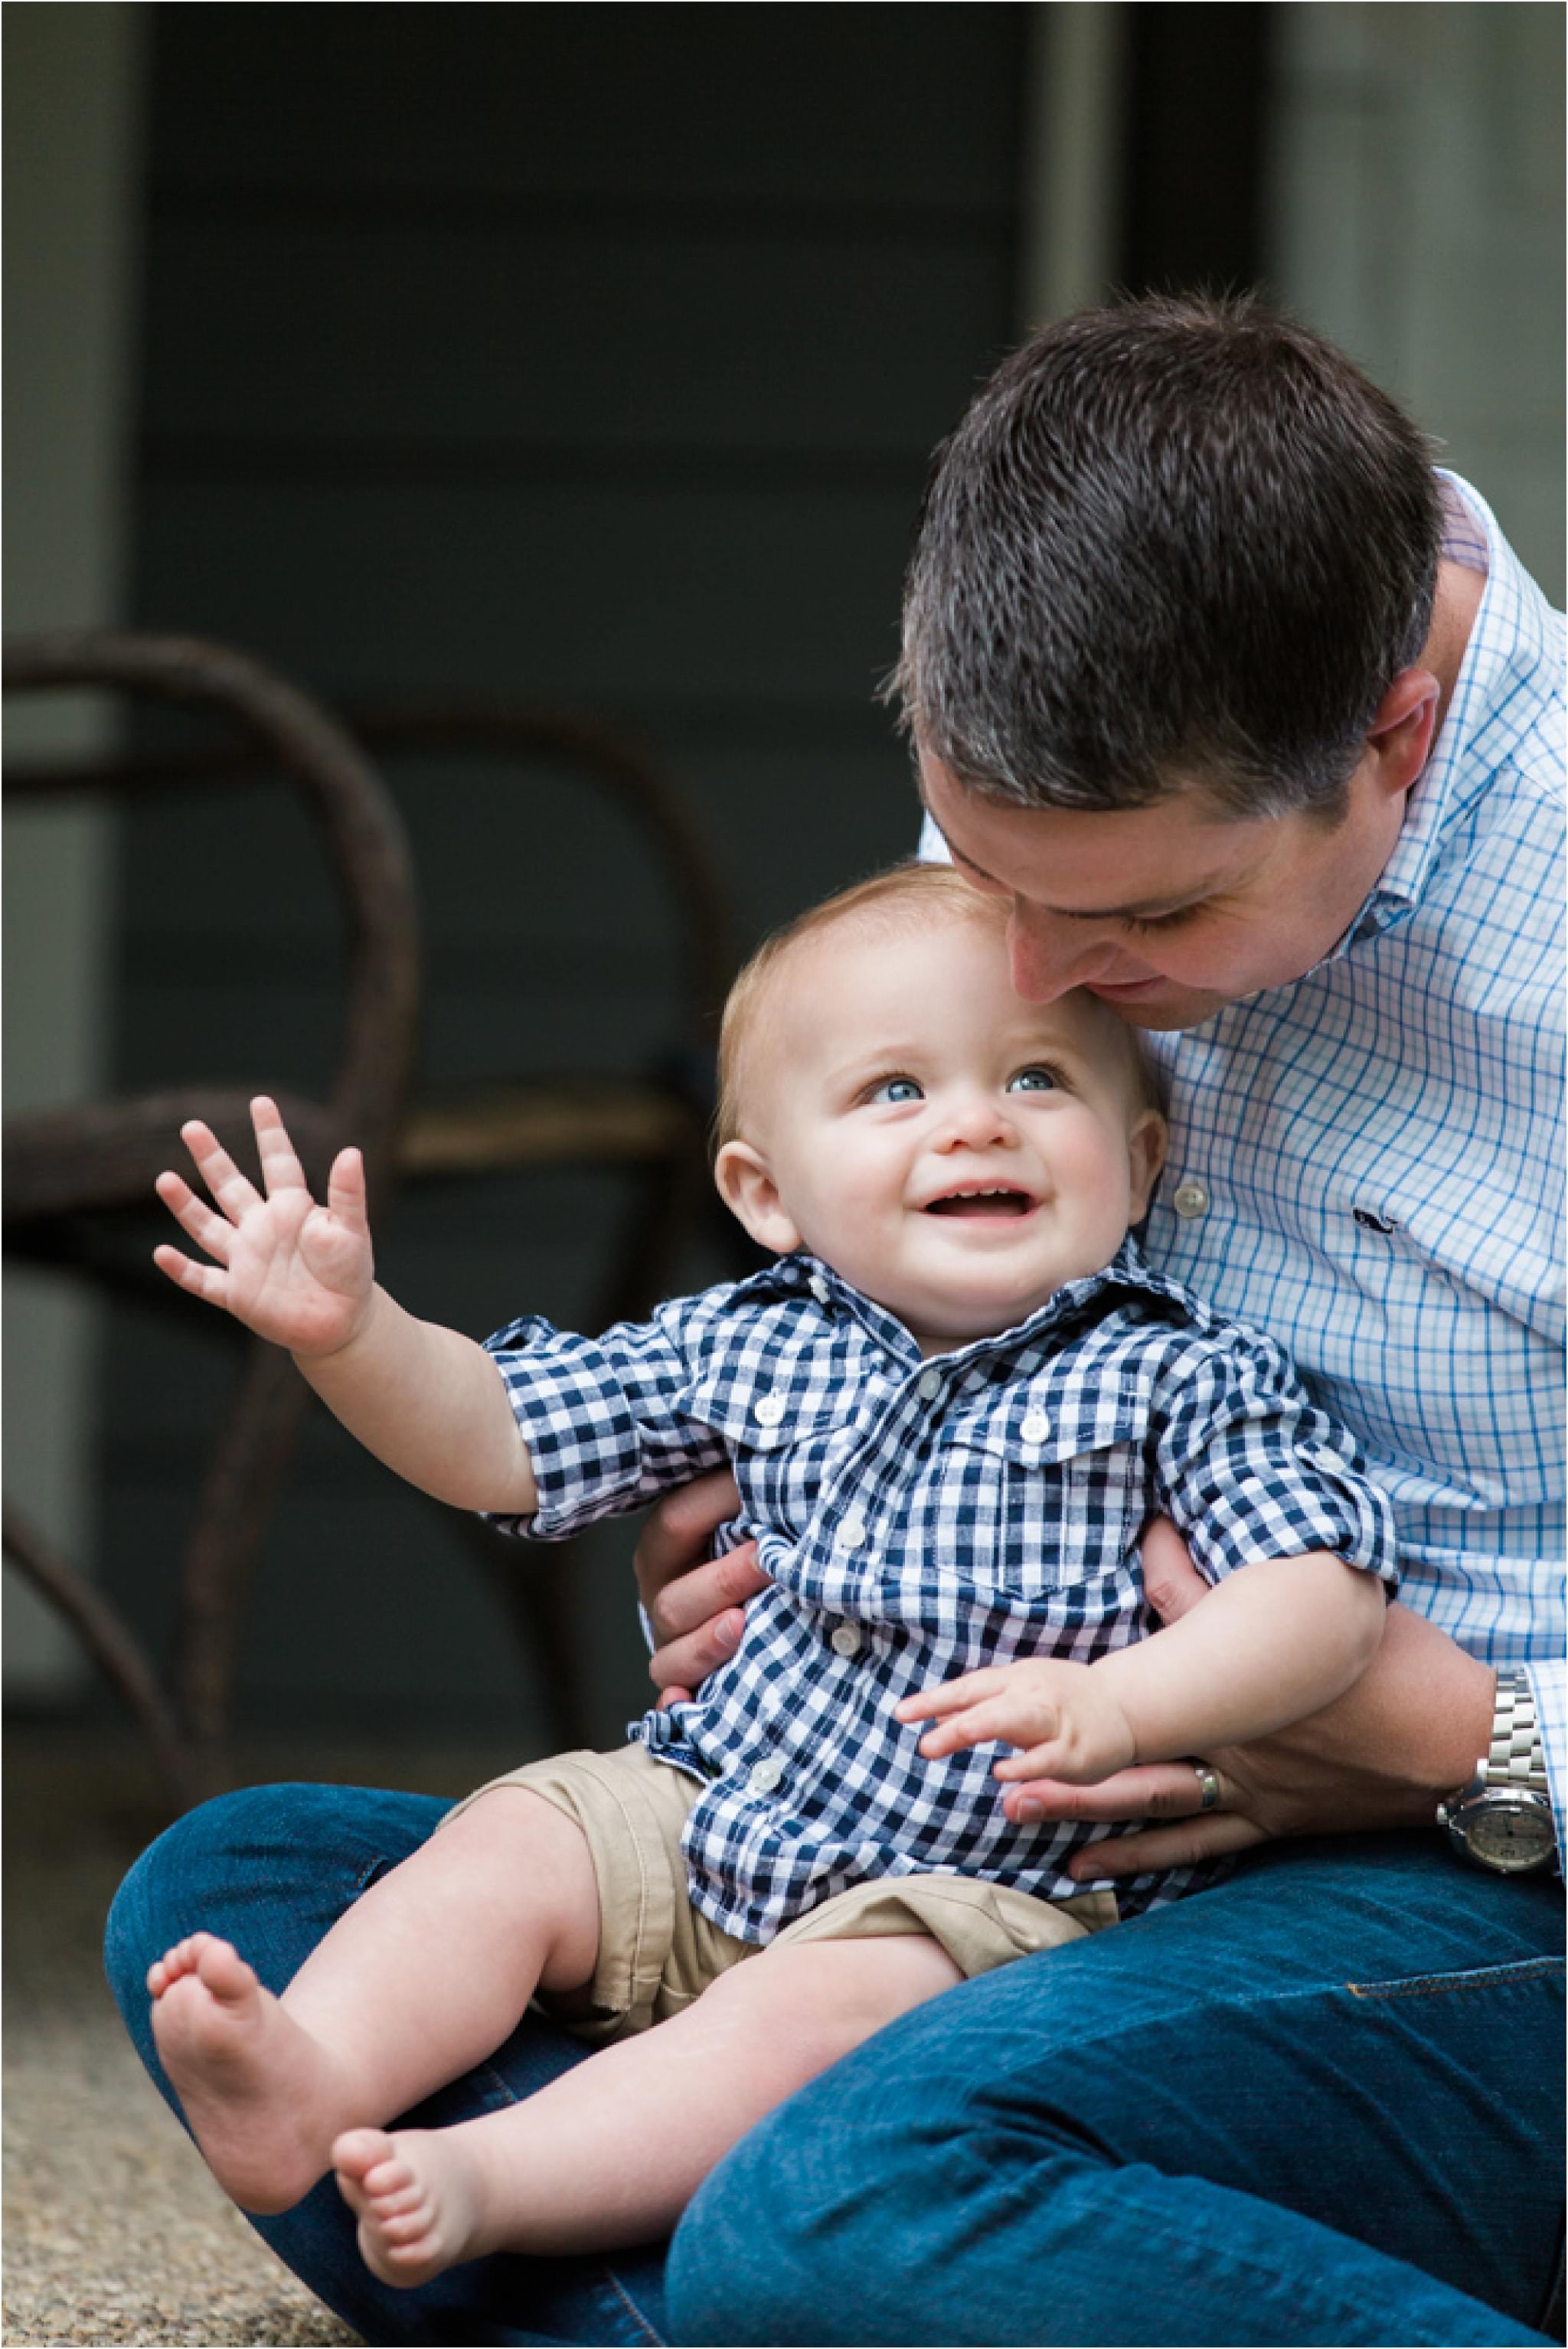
[368,2176,423,2219]
[364,2155,416,2200]
[194,1937,256,2001]
[332,2126,397,2189]
[374,2205,431,2246]
[148,1934,208,1995]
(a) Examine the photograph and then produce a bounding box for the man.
[107,297,1563,2344]
[648,299,1563,2346]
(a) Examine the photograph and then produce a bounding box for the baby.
[145,862,1394,2286]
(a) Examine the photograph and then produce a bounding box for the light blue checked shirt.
[923,470,1566,1854]
[485,1240,1397,1940]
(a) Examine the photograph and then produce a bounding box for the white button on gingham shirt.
[920,471,1566,1855]
[485,1239,1397,1941]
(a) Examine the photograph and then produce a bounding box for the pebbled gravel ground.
[3,1726,520,2348]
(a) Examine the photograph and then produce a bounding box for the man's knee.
[104,1780,443,2018]
[105,1787,271,2002]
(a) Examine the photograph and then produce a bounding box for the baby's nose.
[939,1094,1018,1148]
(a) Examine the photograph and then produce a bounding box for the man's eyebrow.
[939,835,1211,923]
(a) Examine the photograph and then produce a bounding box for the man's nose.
[1007,907,1119,1001]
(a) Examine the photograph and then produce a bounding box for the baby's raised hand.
[897,1657,1138,1786]
[154,1097,374,1358]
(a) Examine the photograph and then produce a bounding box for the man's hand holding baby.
[897,1660,1139,1786]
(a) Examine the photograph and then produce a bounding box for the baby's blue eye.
[869,1076,924,1105]
[1008,1067,1057,1093]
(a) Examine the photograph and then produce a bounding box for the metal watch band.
[1480,1668,1550,1796]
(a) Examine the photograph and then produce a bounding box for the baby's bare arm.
[900,1553,1384,1785]
[1092,1551,1385,1761]
[301,1284,536,1515]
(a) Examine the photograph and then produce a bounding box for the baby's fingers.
[180,1119,261,1221]
[325,1146,368,1234]
[152,1242,230,1309]
[155,1171,234,1265]
[993,1741,1076,1782]
[895,1668,1008,1726]
[916,1696,1052,1761]
[250,1096,309,1197]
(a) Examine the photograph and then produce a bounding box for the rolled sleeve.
[482,1301,728,1540]
[1152,1333,1400,1590]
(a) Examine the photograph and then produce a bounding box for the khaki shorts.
[443,1742,1118,2044]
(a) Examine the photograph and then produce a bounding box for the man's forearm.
[1276,1599,1498,1820]
[1094,1553,1387,1764]
[296,1286,537,1514]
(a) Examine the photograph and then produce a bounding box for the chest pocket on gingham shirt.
[926,1382,1151,1616]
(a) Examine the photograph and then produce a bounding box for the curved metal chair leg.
[2,1495,198,1808]
[172,1342,313,1782]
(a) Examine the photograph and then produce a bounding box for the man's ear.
[1363,667,1441,799]
[1126,1109,1168,1224]
[714,1140,803,1255]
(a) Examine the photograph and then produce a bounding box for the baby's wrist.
[1086,1653,1158,1768]
[290,1281,383,1367]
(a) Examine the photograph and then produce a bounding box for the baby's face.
[716,916,1165,1354]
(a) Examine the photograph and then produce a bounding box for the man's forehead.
[917,752,1271,916]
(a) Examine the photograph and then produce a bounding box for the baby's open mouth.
[923,1187,1035,1218]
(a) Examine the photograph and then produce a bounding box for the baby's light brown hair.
[714,861,1158,1146]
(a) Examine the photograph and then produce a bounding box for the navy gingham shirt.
[485,1240,1396,1939]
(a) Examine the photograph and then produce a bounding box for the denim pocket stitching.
[1347,1954,1563,2000]
[604,2266,668,2347]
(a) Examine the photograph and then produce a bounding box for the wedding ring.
[1192,1763,1221,1813]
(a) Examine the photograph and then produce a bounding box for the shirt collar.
[741,1235,1185,1367]
[1350,472,1557,937]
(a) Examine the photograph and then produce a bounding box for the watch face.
[1467,1800,1555,1872]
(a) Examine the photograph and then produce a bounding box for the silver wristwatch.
[1436,1669,1556,1874]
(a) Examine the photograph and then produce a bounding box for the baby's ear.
[714,1141,802,1255]
[1126,1109,1168,1223]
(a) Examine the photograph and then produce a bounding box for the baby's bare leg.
[148,1791,596,2213]
[335,1931,962,2287]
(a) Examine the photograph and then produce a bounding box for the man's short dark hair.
[892,293,1444,822]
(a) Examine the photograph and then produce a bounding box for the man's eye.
[867,1076,924,1105]
[1007,1067,1057,1093]
[1122,903,1204,936]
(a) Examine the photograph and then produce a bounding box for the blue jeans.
[105,1786,1563,2347]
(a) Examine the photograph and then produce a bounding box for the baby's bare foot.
[149,1932,345,2213]
[334,2126,495,2289]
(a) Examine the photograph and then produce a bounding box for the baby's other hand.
[154,1096,375,1358]
[896,1658,1138,1785]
